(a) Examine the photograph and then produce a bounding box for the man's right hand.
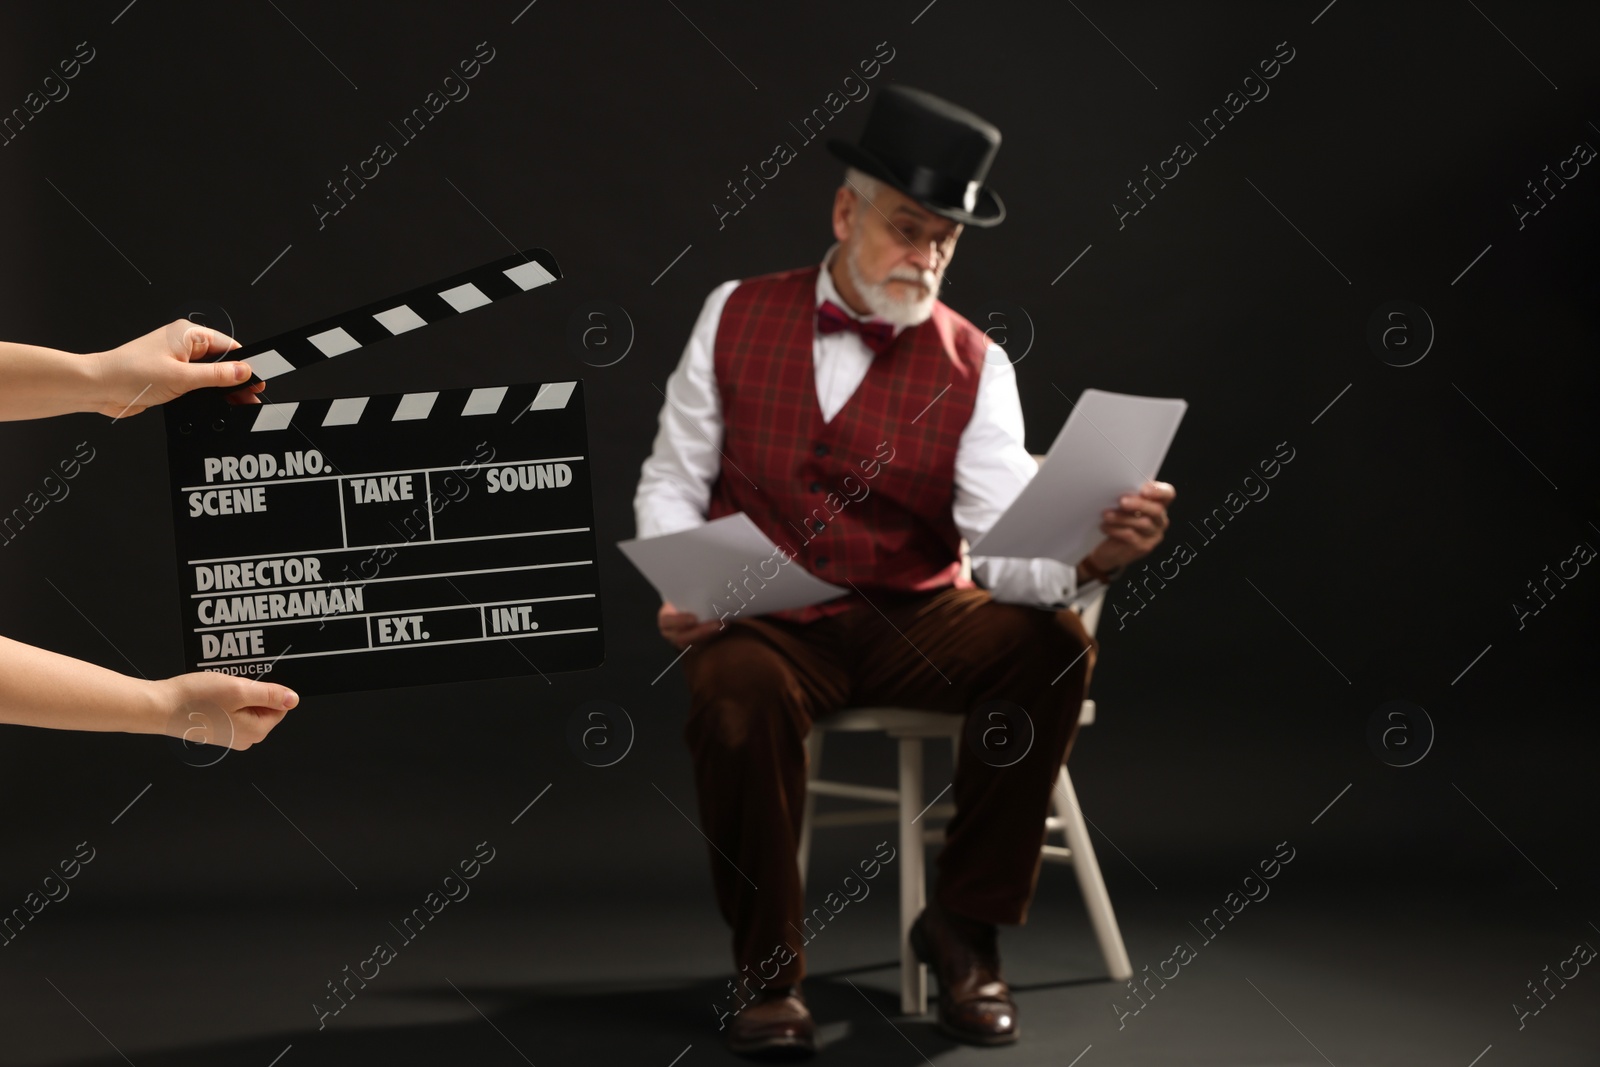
[658,601,724,650]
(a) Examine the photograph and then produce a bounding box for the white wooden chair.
[796,580,1134,1015]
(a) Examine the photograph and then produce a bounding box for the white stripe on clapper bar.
[249,350,296,380]
[308,326,361,357]
[323,397,370,426]
[392,392,439,420]
[373,304,427,335]
[251,403,299,432]
[439,283,492,312]
[528,381,576,410]
[462,387,508,415]
[503,261,556,290]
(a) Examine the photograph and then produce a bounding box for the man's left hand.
[1086,480,1175,572]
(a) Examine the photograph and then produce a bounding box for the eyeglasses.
[874,209,960,267]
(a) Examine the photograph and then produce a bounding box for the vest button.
[812,520,825,533]
[813,443,829,457]
[809,481,823,492]
[815,556,830,567]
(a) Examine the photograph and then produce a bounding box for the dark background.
[0,1,1595,1063]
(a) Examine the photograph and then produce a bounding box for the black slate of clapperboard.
[161,250,604,695]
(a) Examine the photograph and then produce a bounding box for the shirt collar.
[817,243,905,337]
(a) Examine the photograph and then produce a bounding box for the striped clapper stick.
[162,252,603,695]
[198,247,561,391]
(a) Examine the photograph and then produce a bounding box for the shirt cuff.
[970,554,1096,611]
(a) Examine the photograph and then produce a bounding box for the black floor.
[3,858,1594,1067]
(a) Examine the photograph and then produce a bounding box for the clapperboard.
[162,249,604,695]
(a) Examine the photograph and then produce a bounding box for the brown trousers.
[680,585,1097,986]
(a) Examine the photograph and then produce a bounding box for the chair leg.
[897,736,928,1015]
[798,731,824,889]
[1053,765,1133,981]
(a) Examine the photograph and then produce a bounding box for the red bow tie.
[816,299,897,356]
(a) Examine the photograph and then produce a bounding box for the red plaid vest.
[707,263,988,623]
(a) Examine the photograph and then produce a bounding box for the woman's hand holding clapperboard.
[89,320,268,415]
[0,321,294,748]
[0,319,265,422]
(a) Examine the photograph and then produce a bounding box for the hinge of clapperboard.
[171,248,564,418]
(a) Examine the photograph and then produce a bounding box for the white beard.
[843,242,941,328]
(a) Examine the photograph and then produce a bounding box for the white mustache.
[886,269,936,288]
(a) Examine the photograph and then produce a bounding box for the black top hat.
[827,84,1005,227]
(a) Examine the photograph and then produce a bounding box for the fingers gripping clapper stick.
[162,250,606,695]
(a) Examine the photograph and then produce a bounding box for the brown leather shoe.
[725,983,816,1059]
[909,901,1019,1045]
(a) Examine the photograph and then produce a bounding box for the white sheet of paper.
[618,512,849,622]
[970,388,1187,565]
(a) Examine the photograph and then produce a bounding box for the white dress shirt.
[633,243,1104,611]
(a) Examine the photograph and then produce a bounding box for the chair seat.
[819,706,963,736]
[818,700,1095,735]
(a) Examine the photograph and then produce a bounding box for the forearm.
[0,342,99,422]
[0,634,166,735]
